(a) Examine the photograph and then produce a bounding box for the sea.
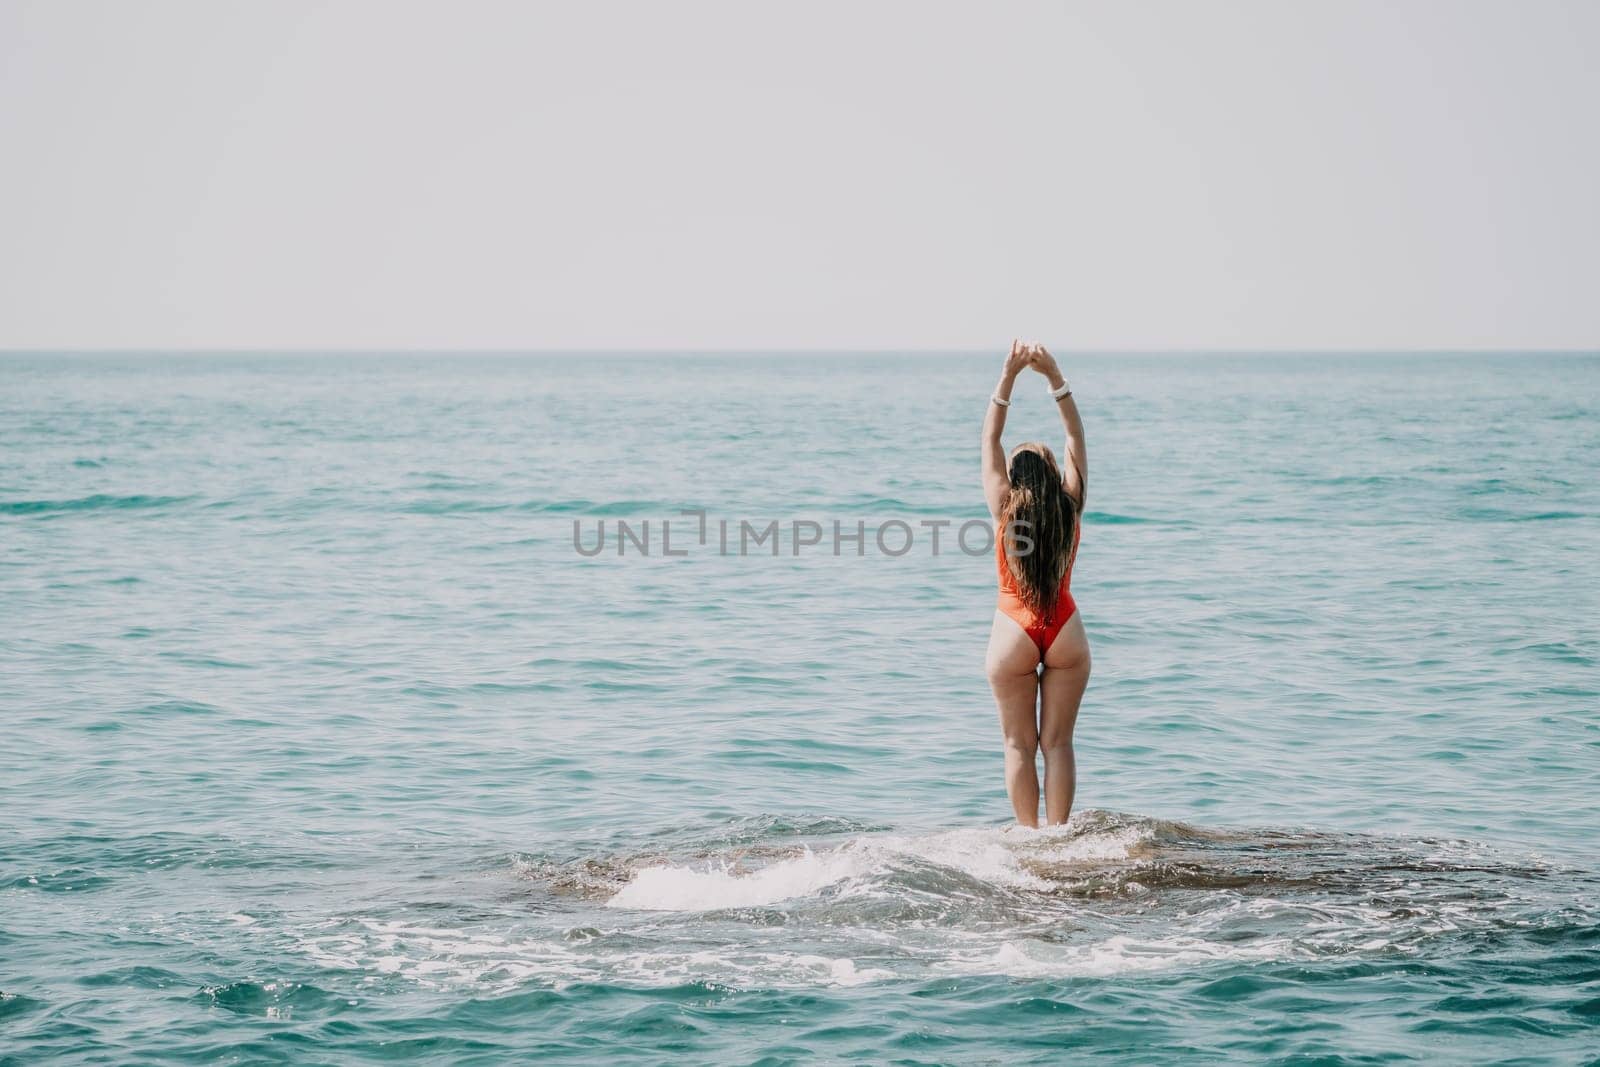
[2,352,1597,1063]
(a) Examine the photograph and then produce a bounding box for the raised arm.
[983,341,1033,519]
[1031,346,1087,508]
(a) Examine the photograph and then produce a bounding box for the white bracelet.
[990,394,1011,407]
[1050,380,1072,400]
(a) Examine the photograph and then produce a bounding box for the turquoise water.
[2,352,1597,1063]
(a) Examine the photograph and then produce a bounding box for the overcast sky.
[1,0,1596,350]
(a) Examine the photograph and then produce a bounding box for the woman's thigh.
[986,611,1042,740]
[1039,613,1090,747]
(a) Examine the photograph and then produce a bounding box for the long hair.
[1000,444,1080,617]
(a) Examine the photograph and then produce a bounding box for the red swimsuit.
[995,517,1081,657]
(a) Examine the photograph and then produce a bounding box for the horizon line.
[3,347,1598,357]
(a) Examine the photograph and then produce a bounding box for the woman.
[982,341,1090,828]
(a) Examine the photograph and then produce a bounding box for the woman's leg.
[1039,612,1091,826]
[986,610,1043,827]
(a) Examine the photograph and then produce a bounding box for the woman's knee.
[1039,725,1074,753]
[1002,730,1039,760]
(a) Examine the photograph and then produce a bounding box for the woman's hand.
[1002,339,1034,380]
[1029,344,1066,389]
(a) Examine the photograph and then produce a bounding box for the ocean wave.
[603,819,1157,912]
[198,979,352,1019]
[0,990,45,1021]
[3,830,344,888]
[544,811,1562,919]
[608,848,874,911]
[0,493,196,516]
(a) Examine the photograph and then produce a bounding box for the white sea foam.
[793,955,897,986]
[299,920,1287,990]
[1031,822,1155,861]
[605,821,1152,912]
[607,846,873,911]
[939,934,1294,979]
[295,916,899,990]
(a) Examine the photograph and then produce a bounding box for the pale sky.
[1,0,1596,350]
